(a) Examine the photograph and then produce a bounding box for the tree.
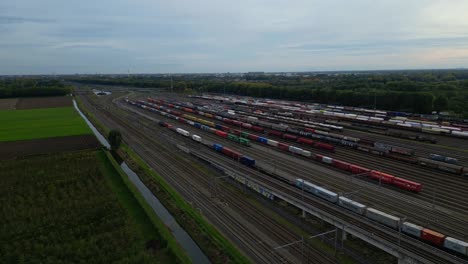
[433,95,449,113]
[108,130,122,150]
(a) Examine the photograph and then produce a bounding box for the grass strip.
[100,150,191,264]
[120,144,250,264]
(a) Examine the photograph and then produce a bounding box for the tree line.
[0,78,71,98]
[69,70,468,117]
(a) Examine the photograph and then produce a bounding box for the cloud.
[0,16,54,24]
[1,0,468,74]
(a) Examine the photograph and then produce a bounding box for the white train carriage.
[266,139,279,147]
[402,222,423,237]
[176,128,190,137]
[338,197,366,215]
[444,237,468,255]
[366,208,400,229]
[191,135,202,142]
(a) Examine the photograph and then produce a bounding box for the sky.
[1,0,468,74]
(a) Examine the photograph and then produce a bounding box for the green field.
[0,106,91,142]
[0,150,180,263]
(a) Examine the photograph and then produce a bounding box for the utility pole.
[171,75,173,93]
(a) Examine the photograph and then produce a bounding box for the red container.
[283,134,298,140]
[215,130,228,138]
[231,129,241,135]
[220,125,230,132]
[278,142,290,151]
[314,142,335,152]
[224,118,233,124]
[248,134,259,141]
[242,123,252,129]
[297,137,314,145]
[315,154,324,161]
[369,170,395,184]
[168,104,175,108]
[252,126,264,132]
[232,120,242,126]
[305,128,315,133]
[393,177,422,192]
[350,164,370,174]
[421,229,445,246]
[333,160,351,171]
[179,118,185,122]
[268,130,283,137]
[221,147,241,160]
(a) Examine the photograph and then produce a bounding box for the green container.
[240,138,250,146]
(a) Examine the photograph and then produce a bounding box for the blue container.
[194,123,201,129]
[257,137,268,144]
[240,156,255,167]
[215,124,223,130]
[213,144,223,152]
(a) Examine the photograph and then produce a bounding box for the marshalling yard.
[76,85,468,264]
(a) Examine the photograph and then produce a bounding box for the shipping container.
[240,156,256,167]
[283,134,298,140]
[221,147,241,160]
[289,146,303,154]
[366,208,400,229]
[349,164,370,174]
[268,130,284,137]
[332,160,351,171]
[369,171,395,184]
[191,135,202,142]
[176,128,190,137]
[297,137,315,145]
[213,144,223,152]
[215,130,228,138]
[402,222,423,237]
[272,142,285,152]
[267,139,279,147]
[338,197,366,215]
[301,150,312,157]
[444,237,468,255]
[421,229,446,246]
[322,156,333,164]
[392,177,422,192]
[314,186,338,203]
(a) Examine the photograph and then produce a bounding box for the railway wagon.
[176,128,190,137]
[314,186,338,203]
[365,208,400,229]
[417,158,465,175]
[429,154,458,164]
[421,229,446,246]
[368,171,395,184]
[444,237,468,255]
[192,135,202,142]
[392,177,422,192]
[338,196,366,215]
[402,222,423,237]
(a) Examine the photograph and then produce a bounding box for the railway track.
[124,100,468,241]
[109,95,468,264]
[141,96,468,218]
[78,91,344,264]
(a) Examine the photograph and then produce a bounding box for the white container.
[366,208,400,229]
[444,237,468,255]
[338,197,366,215]
[191,135,201,142]
[176,128,190,137]
[322,156,333,164]
[266,139,279,147]
[402,222,423,237]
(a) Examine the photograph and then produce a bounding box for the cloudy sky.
[1,0,468,74]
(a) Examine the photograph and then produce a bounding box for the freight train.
[128,99,425,193]
[295,179,468,256]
